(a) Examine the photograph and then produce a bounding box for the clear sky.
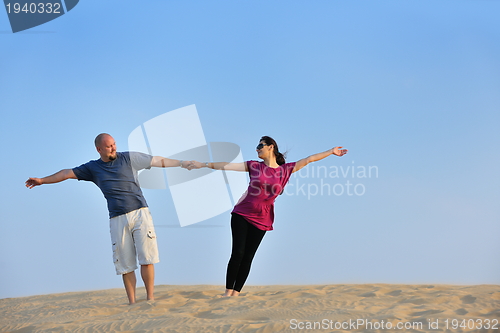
[1,0,499,299]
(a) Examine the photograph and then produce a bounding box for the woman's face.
[256,140,273,159]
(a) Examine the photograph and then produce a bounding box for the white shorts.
[109,207,160,275]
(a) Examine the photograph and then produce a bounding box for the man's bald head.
[95,133,117,162]
[95,133,113,147]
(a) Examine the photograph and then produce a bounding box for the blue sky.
[1,0,499,299]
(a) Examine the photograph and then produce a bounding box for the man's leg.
[141,264,155,301]
[110,214,138,305]
[134,208,160,301]
[122,271,137,305]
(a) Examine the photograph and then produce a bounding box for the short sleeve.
[282,162,296,185]
[129,152,153,171]
[285,162,296,174]
[73,163,93,181]
[246,160,260,174]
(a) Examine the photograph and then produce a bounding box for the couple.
[26,133,347,304]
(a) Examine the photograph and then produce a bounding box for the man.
[25,133,191,304]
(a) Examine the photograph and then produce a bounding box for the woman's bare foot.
[221,289,234,297]
[218,289,242,298]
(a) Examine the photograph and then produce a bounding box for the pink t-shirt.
[232,160,296,231]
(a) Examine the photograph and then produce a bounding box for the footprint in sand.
[240,316,270,322]
[193,310,226,319]
[137,300,156,310]
[386,290,402,296]
[410,309,443,316]
[399,297,428,305]
[460,295,476,304]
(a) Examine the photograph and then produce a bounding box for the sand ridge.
[1,284,499,332]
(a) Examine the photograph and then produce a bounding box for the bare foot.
[219,289,234,297]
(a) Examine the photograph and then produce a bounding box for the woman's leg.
[232,222,266,293]
[225,214,249,293]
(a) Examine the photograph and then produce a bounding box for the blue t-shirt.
[73,152,153,218]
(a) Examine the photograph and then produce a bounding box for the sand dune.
[1,284,499,332]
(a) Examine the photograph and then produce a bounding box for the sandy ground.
[1,284,499,332]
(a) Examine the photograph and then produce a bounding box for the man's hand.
[187,161,204,170]
[181,160,197,170]
[25,177,43,189]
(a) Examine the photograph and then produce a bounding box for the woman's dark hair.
[261,136,286,165]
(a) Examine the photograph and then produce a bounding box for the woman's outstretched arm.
[190,161,248,172]
[293,146,348,173]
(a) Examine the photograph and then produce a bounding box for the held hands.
[331,147,348,157]
[189,161,205,170]
[180,161,194,170]
[180,161,205,170]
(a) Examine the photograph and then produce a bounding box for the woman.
[191,136,348,296]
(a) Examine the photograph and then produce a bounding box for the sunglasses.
[256,143,268,150]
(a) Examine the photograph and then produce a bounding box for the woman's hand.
[331,147,348,157]
[188,161,205,169]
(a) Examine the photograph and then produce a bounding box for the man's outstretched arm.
[25,169,77,189]
[150,156,192,169]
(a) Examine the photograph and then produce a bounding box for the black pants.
[225,213,266,292]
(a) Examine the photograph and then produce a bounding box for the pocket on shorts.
[112,242,119,263]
